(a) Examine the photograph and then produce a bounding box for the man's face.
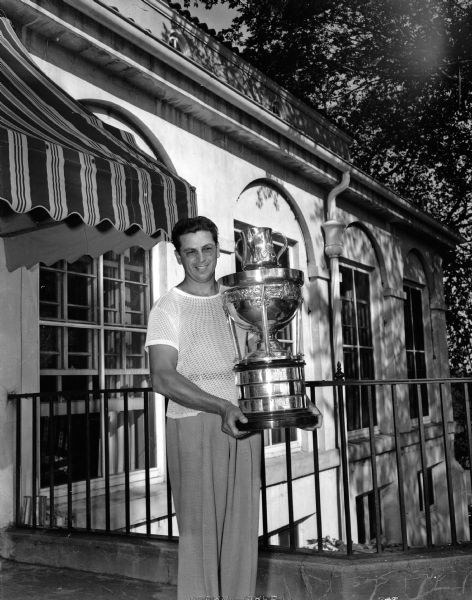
[175,230,220,286]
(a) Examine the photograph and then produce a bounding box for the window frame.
[403,282,429,420]
[38,248,155,492]
[339,262,378,434]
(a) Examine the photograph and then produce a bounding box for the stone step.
[3,528,472,599]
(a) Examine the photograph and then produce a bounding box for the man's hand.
[302,402,323,431]
[220,402,249,438]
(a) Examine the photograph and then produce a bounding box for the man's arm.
[148,344,248,438]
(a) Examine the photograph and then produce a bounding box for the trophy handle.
[274,231,288,263]
[235,236,244,265]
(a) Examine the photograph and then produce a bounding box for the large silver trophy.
[219,226,317,430]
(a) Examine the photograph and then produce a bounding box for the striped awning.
[0,17,197,270]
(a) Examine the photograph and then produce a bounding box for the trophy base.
[237,408,318,431]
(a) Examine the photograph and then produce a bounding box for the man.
[146,216,321,600]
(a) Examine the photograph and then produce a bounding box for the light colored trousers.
[166,413,261,600]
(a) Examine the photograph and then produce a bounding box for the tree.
[186,0,472,374]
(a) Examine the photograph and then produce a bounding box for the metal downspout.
[322,170,351,546]
[322,170,350,374]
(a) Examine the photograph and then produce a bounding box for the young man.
[145,216,260,600]
[146,216,321,599]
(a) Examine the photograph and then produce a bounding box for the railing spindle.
[284,429,295,551]
[259,431,269,550]
[32,395,37,529]
[123,390,130,534]
[367,384,382,553]
[15,395,22,527]
[337,377,353,555]
[416,383,432,548]
[391,384,408,551]
[308,385,323,552]
[85,391,91,531]
[104,391,111,532]
[66,393,73,531]
[439,382,457,544]
[144,390,151,536]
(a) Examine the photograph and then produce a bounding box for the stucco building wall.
[0,0,464,549]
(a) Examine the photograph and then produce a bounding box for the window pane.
[341,299,357,345]
[357,302,371,346]
[415,352,426,378]
[126,331,146,369]
[354,270,369,302]
[103,252,120,278]
[68,273,93,321]
[406,350,416,378]
[360,386,377,428]
[340,266,353,298]
[61,374,92,393]
[404,288,414,349]
[68,256,93,274]
[104,279,121,324]
[343,347,359,379]
[125,282,145,325]
[40,326,60,368]
[411,288,425,350]
[68,327,93,369]
[40,269,61,319]
[347,385,361,431]
[105,330,122,369]
[360,348,374,379]
[125,247,145,282]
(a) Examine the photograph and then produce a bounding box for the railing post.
[335,363,353,554]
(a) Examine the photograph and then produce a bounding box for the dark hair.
[171,216,219,251]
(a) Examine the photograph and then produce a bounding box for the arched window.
[341,225,382,432]
[403,252,430,419]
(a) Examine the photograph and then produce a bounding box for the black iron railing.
[8,376,472,555]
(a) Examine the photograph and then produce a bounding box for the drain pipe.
[321,170,350,375]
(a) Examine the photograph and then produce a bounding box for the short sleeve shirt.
[145,287,238,418]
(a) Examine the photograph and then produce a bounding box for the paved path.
[0,560,176,600]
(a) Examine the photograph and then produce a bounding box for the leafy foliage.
[186,0,472,373]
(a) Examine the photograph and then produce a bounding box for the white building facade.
[0,0,467,553]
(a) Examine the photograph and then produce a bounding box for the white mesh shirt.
[145,287,238,418]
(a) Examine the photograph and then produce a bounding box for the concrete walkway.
[0,559,177,600]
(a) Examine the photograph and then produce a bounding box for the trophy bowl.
[220,267,303,361]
